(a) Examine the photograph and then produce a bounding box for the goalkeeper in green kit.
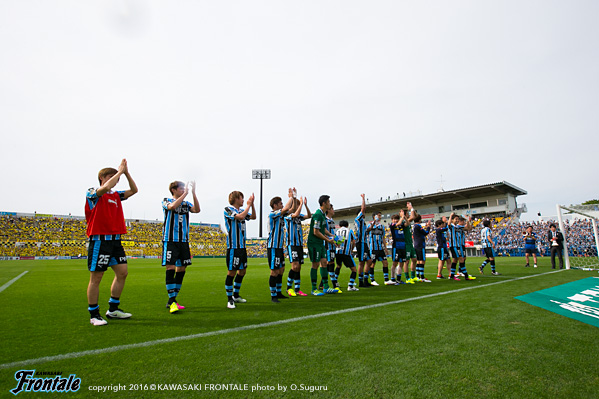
[307,195,340,295]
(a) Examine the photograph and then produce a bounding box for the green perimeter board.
[515,277,599,327]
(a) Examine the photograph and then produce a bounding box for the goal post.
[556,204,599,270]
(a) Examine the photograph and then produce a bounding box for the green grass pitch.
[1,256,598,398]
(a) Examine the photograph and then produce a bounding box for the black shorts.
[450,246,466,259]
[335,254,356,268]
[437,247,450,261]
[267,248,285,270]
[87,240,127,272]
[287,245,304,265]
[162,241,192,267]
[415,248,426,261]
[483,247,495,258]
[326,248,336,263]
[392,247,406,263]
[525,248,537,255]
[356,241,371,262]
[226,248,248,271]
[371,249,387,262]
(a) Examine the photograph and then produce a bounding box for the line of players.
[84,161,501,326]
[172,187,503,310]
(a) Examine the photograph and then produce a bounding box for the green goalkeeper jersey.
[307,208,327,246]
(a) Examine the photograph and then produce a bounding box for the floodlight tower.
[252,169,271,238]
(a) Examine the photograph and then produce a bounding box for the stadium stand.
[2,212,595,260]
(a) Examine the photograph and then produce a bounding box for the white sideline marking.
[0,269,564,370]
[0,271,28,294]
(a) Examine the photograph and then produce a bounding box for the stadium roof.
[333,181,527,218]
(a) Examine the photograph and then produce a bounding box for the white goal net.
[556,205,599,271]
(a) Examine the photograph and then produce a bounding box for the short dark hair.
[270,196,282,209]
[435,219,444,227]
[339,220,349,228]
[318,195,330,206]
[169,181,184,195]
[372,212,381,219]
[414,214,422,223]
[391,214,400,220]
[549,223,556,229]
[483,220,491,228]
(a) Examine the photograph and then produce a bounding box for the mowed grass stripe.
[0,269,564,370]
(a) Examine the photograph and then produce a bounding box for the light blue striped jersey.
[355,211,368,242]
[326,217,336,251]
[284,214,305,246]
[162,198,193,242]
[224,206,250,249]
[448,224,464,248]
[267,210,286,249]
[481,227,493,248]
[369,222,386,251]
[336,226,355,256]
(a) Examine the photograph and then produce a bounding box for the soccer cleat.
[491,272,501,276]
[233,296,247,303]
[534,264,538,268]
[105,309,132,319]
[465,275,477,280]
[397,280,406,284]
[451,276,461,281]
[421,278,432,283]
[524,264,530,267]
[271,297,280,303]
[169,302,180,314]
[358,281,365,287]
[324,288,339,294]
[227,300,236,309]
[479,266,484,274]
[458,272,465,277]
[165,302,185,310]
[436,275,444,280]
[276,292,288,299]
[287,288,297,297]
[406,278,416,284]
[335,287,343,294]
[90,315,107,326]
[347,286,360,291]
[311,290,324,296]
[296,290,308,296]
[370,280,380,286]
[385,280,398,285]
[411,277,421,283]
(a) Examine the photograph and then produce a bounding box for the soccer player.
[435,218,451,279]
[523,225,538,268]
[335,220,360,291]
[162,180,200,313]
[224,191,256,309]
[404,203,419,283]
[307,195,338,295]
[448,213,476,281]
[267,189,294,303]
[389,213,411,284]
[479,219,500,275]
[321,205,342,292]
[369,211,388,285]
[412,214,432,282]
[285,195,311,297]
[355,194,374,287]
[85,159,138,326]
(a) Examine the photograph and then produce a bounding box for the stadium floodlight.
[252,169,271,238]
[556,204,599,271]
